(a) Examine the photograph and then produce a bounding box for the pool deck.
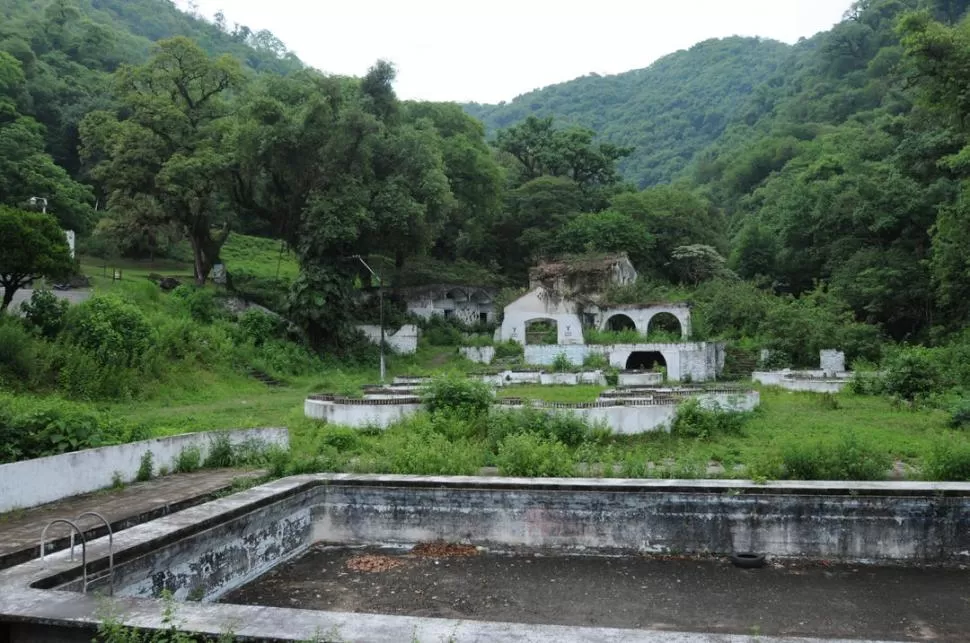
[0,468,263,569]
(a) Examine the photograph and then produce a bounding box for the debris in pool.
[345,554,406,573]
[411,542,479,558]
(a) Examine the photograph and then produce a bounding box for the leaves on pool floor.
[345,554,406,572]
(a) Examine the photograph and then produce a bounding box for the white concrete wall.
[596,304,692,339]
[304,398,423,429]
[356,324,419,355]
[0,428,289,513]
[500,288,584,345]
[820,349,846,376]
[459,346,495,364]
[752,372,847,393]
[618,371,664,386]
[524,344,595,366]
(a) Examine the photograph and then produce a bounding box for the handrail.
[75,511,113,596]
[40,519,87,593]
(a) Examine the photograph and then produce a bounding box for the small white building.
[400,284,497,325]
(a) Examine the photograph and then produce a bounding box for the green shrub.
[0,319,41,388]
[884,347,940,403]
[584,328,643,345]
[0,398,120,464]
[486,407,597,450]
[671,399,747,440]
[318,426,363,452]
[204,433,234,468]
[56,345,140,401]
[948,400,970,429]
[136,451,154,482]
[582,353,609,369]
[64,295,154,367]
[20,289,68,339]
[494,340,524,360]
[171,286,223,324]
[923,440,970,481]
[780,433,890,480]
[381,417,483,475]
[175,446,202,473]
[239,309,282,347]
[497,433,575,477]
[423,375,493,416]
[552,352,573,372]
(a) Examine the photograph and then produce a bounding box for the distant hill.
[463,37,793,188]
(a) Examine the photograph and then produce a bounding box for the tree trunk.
[0,281,18,313]
[189,234,208,286]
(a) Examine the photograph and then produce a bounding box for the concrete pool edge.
[2,474,968,641]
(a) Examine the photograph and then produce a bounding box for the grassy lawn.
[78,233,299,284]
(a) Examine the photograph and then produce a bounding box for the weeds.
[136,451,154,482]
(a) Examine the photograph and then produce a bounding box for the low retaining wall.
[459,346,495,364]
[0,428,289,513]
[753,371,849,393]
[305,397,423,429]
[307,390,759,434]
[525,343,725,382]
[357,325,420,355]
[618,371,663,386]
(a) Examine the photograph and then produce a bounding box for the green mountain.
[0,0,301,176]
[463,37,794,188]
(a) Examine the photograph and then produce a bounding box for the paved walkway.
[0,468,263,568]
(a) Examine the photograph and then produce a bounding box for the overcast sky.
[175,0,855,104]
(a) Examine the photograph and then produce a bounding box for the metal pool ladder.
[39,511,114,595]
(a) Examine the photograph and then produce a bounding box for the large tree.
[80,37,242,285]
[0,207,73,312]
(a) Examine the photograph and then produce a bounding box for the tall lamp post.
[349,255,385,384]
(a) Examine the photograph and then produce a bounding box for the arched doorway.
[647,312,683,339]
[606,313,637,332]
[626,351,667,372]
[524,318,559,345]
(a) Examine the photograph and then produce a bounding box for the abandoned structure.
[498,254,721,380]
[500,254,691,344]
[399,284,498,325]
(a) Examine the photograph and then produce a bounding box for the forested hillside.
[464,37,795,187]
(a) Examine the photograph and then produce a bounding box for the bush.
[0,319,41,388]
[383,422,483,475]
[239,309,283,347]
[780,433,890,480]
[175,446,202,473]
[671,399,747,440]
[494,340,524,360]
[64,295,154,367]
[486,407,597,450]
[497,433,575,477]
[582,353,609,369]
[423,375,494,416]
[0,397,121,464]
[204,433,234,468]
[20,289,68,339]
[136,451,154,482]
[883,347,940,404]
[551,352,573,372]
[923,440,970,481]
[949,400,970,430]
[55,344,140,400]
[171,286,224,323]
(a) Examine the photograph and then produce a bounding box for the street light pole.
[350,255,385,384]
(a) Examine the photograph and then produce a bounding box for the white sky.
[175,0,854,104]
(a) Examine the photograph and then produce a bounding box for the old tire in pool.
[730,552,766,569]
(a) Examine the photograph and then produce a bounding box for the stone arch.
[524,318,559,345]
[445,287,468,303]
[626,351,667,372]
[605,313,637,332]
[647,311,685,339]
